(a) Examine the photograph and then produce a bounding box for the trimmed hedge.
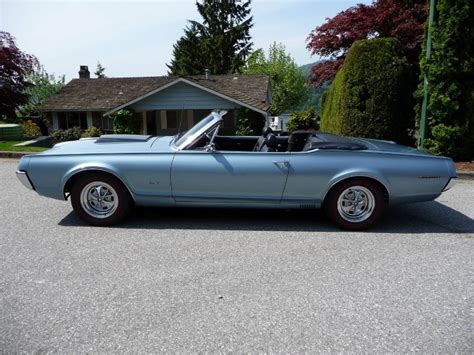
[321,38,414,144]
[415,0,474,160]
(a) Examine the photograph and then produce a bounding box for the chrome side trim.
[16,170,34,190]
[442,177,457,192]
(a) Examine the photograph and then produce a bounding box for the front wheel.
[324,179,386,231]
[71,173,133,226]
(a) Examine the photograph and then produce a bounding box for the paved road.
[1,159,472,352]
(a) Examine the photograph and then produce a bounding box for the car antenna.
[177,101,185,135]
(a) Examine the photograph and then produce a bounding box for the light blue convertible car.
[16,111,457,230]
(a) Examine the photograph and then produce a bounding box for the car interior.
[188,127,367,153]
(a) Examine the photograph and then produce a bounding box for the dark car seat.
[253,127,273,152]
[287,131,315,152]
[260,133,278,152]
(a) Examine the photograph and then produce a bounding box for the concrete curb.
[1,150,474,180]
[456,171,474,180]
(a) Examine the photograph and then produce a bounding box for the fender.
[321,169,392,204]
[60,162,136,202]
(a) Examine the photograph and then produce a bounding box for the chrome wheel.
[337,185,375,223]
[79,181,119,219]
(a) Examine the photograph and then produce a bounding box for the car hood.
[35,135,175,156]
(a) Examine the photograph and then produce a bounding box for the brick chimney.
[79,65,90,79]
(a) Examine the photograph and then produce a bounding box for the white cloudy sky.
[1,0,371,81]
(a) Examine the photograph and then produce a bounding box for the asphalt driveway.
[1,158,472,352]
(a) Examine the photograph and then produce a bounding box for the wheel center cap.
[98,198,102,202]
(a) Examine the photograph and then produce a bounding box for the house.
[39,66,272,135]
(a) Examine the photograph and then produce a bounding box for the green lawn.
[0,140,48,152]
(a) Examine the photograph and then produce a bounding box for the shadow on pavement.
[59,200,474,234]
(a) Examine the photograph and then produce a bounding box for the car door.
[171,150,290,204]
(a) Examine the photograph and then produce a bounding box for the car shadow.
[58,201,474,234]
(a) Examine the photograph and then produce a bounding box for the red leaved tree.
[306,0,427,86]
[0,31,38,118]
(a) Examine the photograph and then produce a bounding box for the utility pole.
[418,0,437,148]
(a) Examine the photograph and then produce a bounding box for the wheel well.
[63,170,132,201]
[323,176,389,206]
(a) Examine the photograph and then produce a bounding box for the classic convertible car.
[16,111,457,230]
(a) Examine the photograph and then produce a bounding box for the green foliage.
[286,107,318,132]
[168,0,253,75]
[298,83,330,112]
[21,119,41,137]
[94,62,107,78]
[81,126,103,138]
[320,67,346,134]
[167,25,205,76]
[235,108,264,136]
[112,109,141,134]
[415,0,474,160]
[18,67,65,117]
[423,124,474,158]
[321,38,414,144]
[51,127,82,143]
[244,42,310,115]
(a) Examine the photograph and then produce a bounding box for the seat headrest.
[266,133,278,148]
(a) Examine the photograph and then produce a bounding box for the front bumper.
[16,170,35,190]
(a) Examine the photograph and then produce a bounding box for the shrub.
[22,120,41,138]
[423,124,474,159]
[51,127,82,143]
[414,0,474,160]
[286,107,318,132]
[81,126,103,138]
[112,109,141,134]
[320,38,415,144]
[235,108,265,136]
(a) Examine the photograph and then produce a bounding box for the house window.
[193,110,207,124]
[57,112,87,129]
[92,112,102,127]
[101,116,113,132]
[166,110,187,130]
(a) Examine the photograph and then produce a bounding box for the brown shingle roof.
[39,74,271,113]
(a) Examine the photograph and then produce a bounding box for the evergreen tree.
[167,24,206,76]
[168,0,253,75]
[94,62,107,78]
[415,0,474,160]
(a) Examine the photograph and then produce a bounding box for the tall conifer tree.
[168,0,253,75]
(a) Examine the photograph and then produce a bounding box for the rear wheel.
[71,173,133,226]
[324,179,386,230]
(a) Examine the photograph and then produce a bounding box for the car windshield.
[173,112,222,149]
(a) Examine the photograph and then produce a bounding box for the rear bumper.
[16,170,35,190]
[442,177,457,192]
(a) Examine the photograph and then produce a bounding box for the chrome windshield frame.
[172,110,226,150]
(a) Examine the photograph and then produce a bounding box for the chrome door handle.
[273,160,290,168]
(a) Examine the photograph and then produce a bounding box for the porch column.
[160,111,167,129]
[52,112,59,130]
[86,112,93,128]
[142,112,147,134]
[187,110,193,128]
